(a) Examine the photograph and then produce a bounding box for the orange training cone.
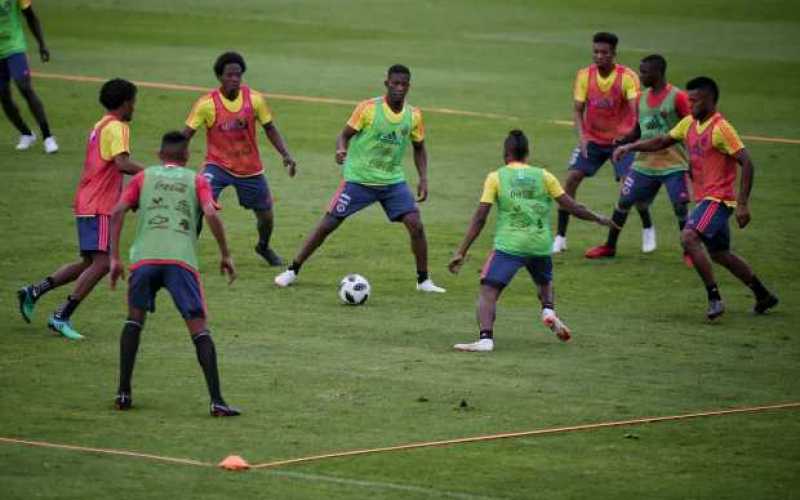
[218,455,250,471]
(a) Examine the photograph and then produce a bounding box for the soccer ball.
[338,274,370,305]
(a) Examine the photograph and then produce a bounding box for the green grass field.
[1,1,799,498]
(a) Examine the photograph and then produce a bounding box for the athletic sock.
[557,209,569,237]
[606,208,629,247]
[479,329,493,340]
[417,271,429,284]
[706,284,722,302]
[637,206,653,229]
[748,276,770,300]
[118,320,143,394]
[31,277,54,301]
[289,260,302,274]
[192,331,223,404]
[53,295,80,320]
[541,302,554,311]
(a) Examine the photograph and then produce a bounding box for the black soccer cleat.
[754,293,779,314]
[706,299,725,321]
[114,392,132,410]
[17,286,35,324]
[210,401,241,417]
[255,245,284,267]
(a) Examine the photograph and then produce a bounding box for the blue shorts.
[128,264,207,319]
[686,200,731,252]
[203,164,272,211]
[0,52,30,89]
[569,141,634,181]
[619,169,690,208]
[327,181,418,222]
[76,215,110,255]
[480,249,553,289]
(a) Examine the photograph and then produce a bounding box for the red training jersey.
[205,85,263,177]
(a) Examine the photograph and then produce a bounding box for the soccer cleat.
[210,401,241,417]
[453,338,494,352]
[274,269,297,287]
[542,309,571,342]
[754,293,779,315]
[552,235,568,253]
[255,245,283,266]
[114,392,132,410]
[416,279,446,293]
[706,299,725,320]
[682,252,694,269]
[642,227,657,253]
[585,244,616,259]
[15,133,36,151]
[17,286,36,323]
[47,315,85,340]
[43,136,59,154]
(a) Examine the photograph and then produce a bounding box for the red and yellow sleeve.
[411,107,425,142]
[713,120,745,156]
[479,172,499,204]
[100,121,130,161]
[669,115,693,142]
[185,95,214,130]
[622,69,640,100]
[251,91,273,126]
[573,68,589,103]
[346,100,376,131]
[120,172,144,209]
[542,170,565,198]
[19,0,32,9]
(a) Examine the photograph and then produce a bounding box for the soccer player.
[613,77,779,319]
[17,78,143,339]
[274,64,445,293]
[183,51,296,267]
[585,54,692,261]
[554,32,652,253]
[0,0,58,153]
[448,130,617,352]
[109,131,240,416]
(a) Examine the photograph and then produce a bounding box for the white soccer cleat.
[552,235,568,253]
[274,269,297,287]
[542,308,571,342]
[16,133,36,151]
[453,338,494,352]
[417,279,446,293]
[43,136,59,154]
[642,226,657,253]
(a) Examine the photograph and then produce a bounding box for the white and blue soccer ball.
[338,274,370,305]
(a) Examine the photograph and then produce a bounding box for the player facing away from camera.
[274,64,445,293]
[585,54,693,262]
[448,130,618,352]
[554,32,652,253]
[614,77,778,320]
[17,78,144,339]
[183,51,296,267]
[109,131,240,416]
[0,0,58,152]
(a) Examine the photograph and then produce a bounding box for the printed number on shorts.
[621,175,634,196]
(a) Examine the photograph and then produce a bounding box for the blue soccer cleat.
[17,286,36,324]
[47,315,85,340]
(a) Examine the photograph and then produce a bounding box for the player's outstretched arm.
[412,140,428,202]
[22,6,49,62]
[181,126,197,141]
[555,194,619,230]
[203,204,236,284]
[449,203,492,274]
[573,101,587,158]
[113,153,145,175]
[263,122,296,177]
[335,126,358,165]
[613,135,678,163]
[108,201,133,290]
[734,149,755,228]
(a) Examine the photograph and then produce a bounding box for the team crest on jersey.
[219,118,249,132]
[377,130,402,145]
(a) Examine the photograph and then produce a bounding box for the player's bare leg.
[0,83,33,139]
[403,211,445,293]
[555,169,585,252]
[47,252,110,339]
[254,208,283,266]
[15,76,55,152]
[710,250,778,314]
[18,257,91,323]
[274,214,342,287]
[681,228,723,320]
[455,284,500,352]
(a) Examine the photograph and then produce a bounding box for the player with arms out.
[554,32,652,253]
[0,0,57,152]
[274,64,445,293]
[183,51,296,266]
[585,54,692,261]
[448,130,618,352]
[109,131,240,417]
[17,78,143,339]
[614,77,778,319]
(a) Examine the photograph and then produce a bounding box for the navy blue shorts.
[0,52,30,89]
[686,200,732,252]
[619,170,690,208]
[203,164,272,211]
[480,249,553,289]
[76,215,110,255]
[327,181,418,222]
[128,264,207,319]
[569,141,634,181]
